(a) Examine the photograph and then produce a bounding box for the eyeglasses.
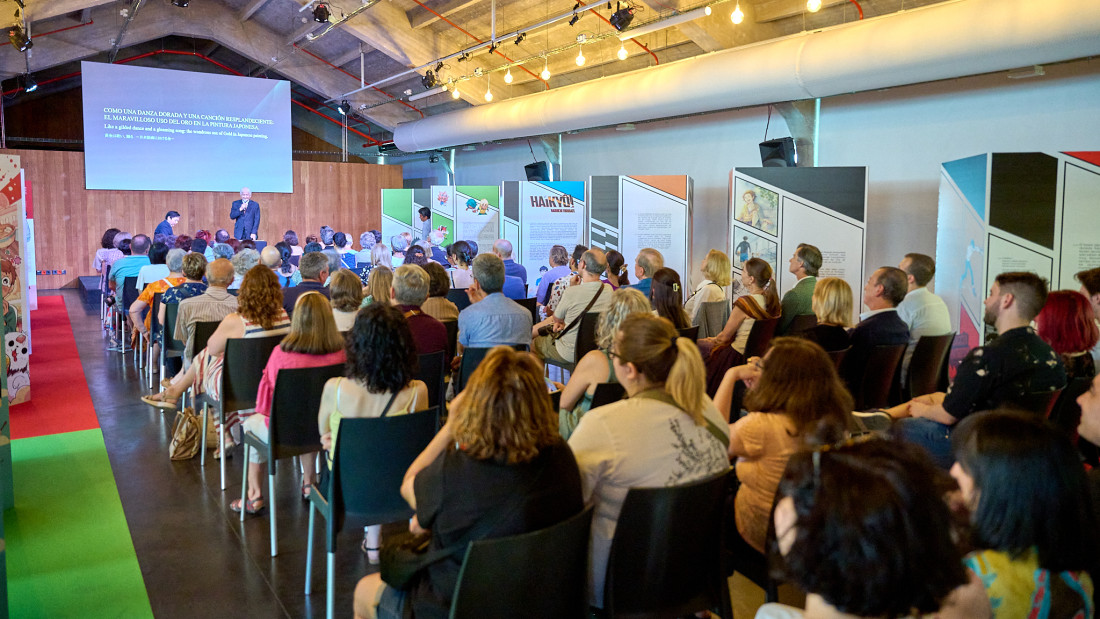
[607,347,622,360]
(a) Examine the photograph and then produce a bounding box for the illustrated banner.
[0,156,29,405]
[502,181,587,281]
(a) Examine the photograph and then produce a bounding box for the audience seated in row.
[800,277,852,352]
[684,249,730,325]
[837,266,910,394]
[532,248,613,365]
[776,243,821,335]
[456,253,532,353]
[603,249,629,290]
[420,262,459,322]
[392,264,448,361]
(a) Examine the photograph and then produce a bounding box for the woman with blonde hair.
[558,287,651,438]
[353,347,583,619]
[801,276,853,352]
[231,292,347,514]
[684,249,731,324]
[361,265,393,308]
[569,314,730,608]
[328,268,363,331]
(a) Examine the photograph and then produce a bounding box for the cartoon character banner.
[0,156,29,405]
[430,186,500,252]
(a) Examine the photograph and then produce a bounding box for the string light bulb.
[484,88,493,101]
[452,86,461,99]
[703,5,711,15]
[731,2,744,23]
[540,59,551,80]
[576,49,585,66]
[504,68,513,83]
[617,44,628,60]
[807,0,821,12]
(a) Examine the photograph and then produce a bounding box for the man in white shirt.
[532,248,613,364]
[897,253,952,384]
[1076,266,1100,364]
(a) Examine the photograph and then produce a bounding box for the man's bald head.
[260,246,281,268]
[492,239,514,258]
[206,258,235,287]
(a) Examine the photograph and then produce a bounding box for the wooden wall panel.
[1,149,401,289]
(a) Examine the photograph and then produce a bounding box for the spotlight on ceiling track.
[313,2,330,23]
[514,32,526,45]
[7,25,31,52]
[569,13,579,26]
[171,0,189,7]
[609,3,635,31]
[806,0,821,12]
[457,52,471,62]
[488,42,498,54]
[435,62,444,73]
[20,73,36,93]
[336,100,350,115]
[422,70,438,89]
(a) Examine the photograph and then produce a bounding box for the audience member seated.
[232,292,347,515]
[545,245,588,316]
[355,243,389,287]
[229,249,260,290]
[320,248,342,283]
[558,288,651,439]
[421,262,459,322]
[1076,374,1100,508]
[627,247,664,298]
[569,314,729,608]
[334,232,356,268]
[214,228,230,246]
[650,267,690,330]
[799,276,853,352]
[173,258,238,365]
[392,264,448,359]
[190,238,208,258]
[951,411,1098,617]
[226,239,242,254]
[403,245,428,267]
[353,346,582,619]
[838,266,910,394]
[320,225,335,249]
[211,242,234,262]
[602,249,629,290]
[466,240,479,258]
[157,252,208,347]
[756,437,989,619]
[426,229,448,265]
[684,249,730,326]
[897,253,952,384]
[492,238,527,285]
[111,234,151,291]
[283,252,331,318]
[455,254,533,367]
[362,266,392,308]
[174,234,193,253]
[715,338,849,554]
[390,234,409,267]
[446,240,475,289]
[284,230,303,257]
[502,274,527,300]
[142,266,291,451]
[318,302,430,562]
[135,241,170,291]
[259,245,280,274]
[1036,290,1098,381]
[879,272,1067,468]
[328,269,363,331]
[355,232,374,264]
[700,257,781,391]
[94,228,124,275]
[536,244,571,309]
[289,242,324,286]
[777,243,821,335]
[532,249,613,366]
[1076,267,1100,365]
[272,242,297,287]
[129,248,186,341]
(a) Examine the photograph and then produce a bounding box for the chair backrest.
[289,254,300,267]
[1048,377,1093,439]
[417,350,447,409]
[442,320,459,361]
[516,297,539,325]
[605,469,733,618]
[549,389,562,411]
[447,289,472,312]
[905,333,956,399]
[269,364,344,459]
[590,382,626,409]
[450,506,594,619]
[191,321,221,358]
[677,325,700,341]
[695,301,730,339]
[743,317,780,359]
[458,345,529,393]
[573,312,602,362]
[856,344,907,409]
[1003,389,1065,418]
[785,314,818,335]
[163,303,184,352]
[122,276,141,310]
[827,346,850,370]
[329,408,440,541]
[220,334,285,412]
[150,292,163,335]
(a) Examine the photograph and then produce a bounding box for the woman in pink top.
[231,292,346,515]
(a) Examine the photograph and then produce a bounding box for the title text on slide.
[102,108,275,131]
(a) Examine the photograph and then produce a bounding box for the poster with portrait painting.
[733,178,779,236]
[732,225,778,275]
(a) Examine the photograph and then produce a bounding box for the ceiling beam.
[407,0,481,30]
[23,0,114,24]
[284,20,324,46]
[753,0,848,22]
[238,0,274,22]
[332,46,369,68]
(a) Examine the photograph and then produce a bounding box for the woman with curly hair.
[558,287,651,438]
[318,303,430,562]
[142,266,291,452]
[353,346,582,619]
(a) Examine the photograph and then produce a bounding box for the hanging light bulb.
[806,0,822,12]
[703,5,711,15]
[617,44,628,60]
[576,49,586,67]
[452,86,461,99]
[504,68,513,84]
[484,88,493,102]
[731,2,744,23]
[540,59,551,80]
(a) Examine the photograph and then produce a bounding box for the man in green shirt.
[777,243,821,334]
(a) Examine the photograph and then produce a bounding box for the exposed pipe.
[394,0,1100,152]
[849,0,864,19]
[2,19,94,46]
[292,44,424,117]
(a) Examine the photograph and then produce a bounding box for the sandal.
[360,538,380,565]
[230,497,265,515]
[141,391,179,411]
[160,378,174,389]
[213,439,235,460]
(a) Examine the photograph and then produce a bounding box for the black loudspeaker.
[525,161,551,181]
[759,137,797,167]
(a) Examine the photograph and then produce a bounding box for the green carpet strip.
[4,429,152,618]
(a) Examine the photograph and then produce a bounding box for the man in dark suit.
[282,252,330,317]
[154,210,179,240]
[229,187,260,240]
[841,266,910,394]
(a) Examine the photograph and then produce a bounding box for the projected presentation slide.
[81,61,292,192]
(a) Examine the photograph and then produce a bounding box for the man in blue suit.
[840,266,911,396]
[229,187,260,240]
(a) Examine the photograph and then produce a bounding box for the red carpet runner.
[10,295,100,439]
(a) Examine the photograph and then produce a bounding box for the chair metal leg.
[219,428,227,490]
[305,503,315,594]
[269,468,278,557]
[200,402,208,467]
[240,443,249,523]
[326,551,335,619]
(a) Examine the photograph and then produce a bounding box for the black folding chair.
[784,314,818,335]
[852,344,906,410]
[450,507,594,619]
[677,325,700,341]
[905,333,956,399]
[545,312,601,375]
[457,345,530,393]
[417,350,447,409]
[241,363,344,556]
[589,382,626,409]
[447,289,472,312]
[304,408,440,619]
[743,317,779,359]
[442,320,458,362]
[516,297,539,325]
